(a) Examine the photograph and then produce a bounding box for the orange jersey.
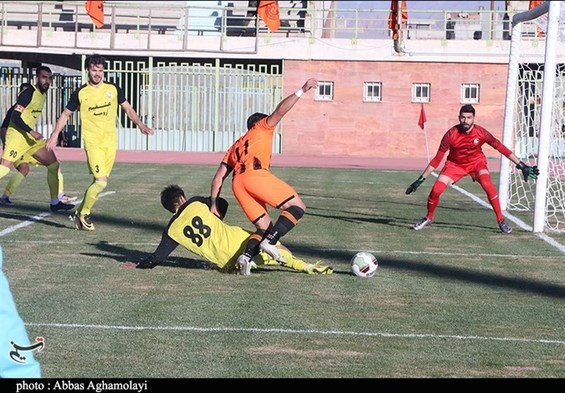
[222,117,274,176]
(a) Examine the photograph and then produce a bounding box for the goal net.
[499,1,565,233]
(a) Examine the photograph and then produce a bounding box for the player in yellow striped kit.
[128,185,332,275]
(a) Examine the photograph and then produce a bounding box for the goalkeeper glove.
[516,161,539,182]
[406,175,425,194]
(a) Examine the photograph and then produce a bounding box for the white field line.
[1,176,563,254]
[5,186,561,347]
[448,181,565,253]
[25,322,565,346]
[0,192,115,237]
[0,239,557,260]
[298,173,565,253]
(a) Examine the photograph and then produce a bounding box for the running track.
[54,147,503,172]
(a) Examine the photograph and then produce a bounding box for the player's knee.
[477,173,493,186]
[46,161,60,173]
[94,180,107,192]
[286,205,305,221]
[295,198,306,213]
[430,181,447,198]
[17,164,30,176]
[253,213,271,230]
[282,195,306,213]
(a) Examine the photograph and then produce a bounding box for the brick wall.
[281,60,509,159]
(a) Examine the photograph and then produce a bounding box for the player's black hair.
[161,184,185,213]
[246,112,268,130]
[161,184,186,213]
[84,53,106,70]
[35,65,52,76]
[460,104,475,116]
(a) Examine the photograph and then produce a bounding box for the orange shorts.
[232,169,297,223]
[440,159,489,183]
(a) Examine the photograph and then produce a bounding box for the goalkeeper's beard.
[459,123,472,132]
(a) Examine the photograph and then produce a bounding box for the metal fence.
[0,58,283,153]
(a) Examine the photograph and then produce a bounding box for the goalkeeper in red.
[406,104,539,234]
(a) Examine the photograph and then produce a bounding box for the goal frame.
[499,1,562,233]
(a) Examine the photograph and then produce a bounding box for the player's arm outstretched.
[266,78,318,128]
[125,229,179,269]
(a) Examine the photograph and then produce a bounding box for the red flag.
[258,1,280,32]
[418,104,427,130]
[85,1,104,28]
[388,1,408,41]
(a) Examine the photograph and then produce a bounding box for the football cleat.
[60,194,78,204]
[259,239,287,264]
[135,259,159,269]
[413,217,433,231]
[498,220,512,234]
[50,201,75,212]
[304,261,333,275]
[71,212,95,231]
[0,195,14,206]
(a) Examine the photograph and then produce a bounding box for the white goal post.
[499,1,565,233]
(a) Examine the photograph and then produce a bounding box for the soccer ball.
[350,252,378,277]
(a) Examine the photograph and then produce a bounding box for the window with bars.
[315,81,334,101]
[461,83,480,104]
[363,82,382,102]
[412,83,430,103]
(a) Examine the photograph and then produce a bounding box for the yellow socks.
[4,172,25,196]
[58,170,64,195]
[46,162,60,199]
[80,180,107,215]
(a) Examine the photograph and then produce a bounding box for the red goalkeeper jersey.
[429,124,512,169]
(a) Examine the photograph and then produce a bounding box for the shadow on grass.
[286,244,565,299]
[84,240,212,270]
[87,241,346,276]
[89,239,565,299]
[0,201,165,232]
[6,202,562,298]
[305,209,500,233]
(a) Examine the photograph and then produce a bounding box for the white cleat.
[413,217,433,231]
[259,239,287,264]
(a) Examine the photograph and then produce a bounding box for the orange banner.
[85,1,104,28]
[529,1,544,37]
[258,1,280,32]
[528,1,544,9]
[388,0,408,41]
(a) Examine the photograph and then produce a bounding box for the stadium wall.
[281,59,509,158]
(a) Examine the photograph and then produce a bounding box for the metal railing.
[0,1,539,54]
